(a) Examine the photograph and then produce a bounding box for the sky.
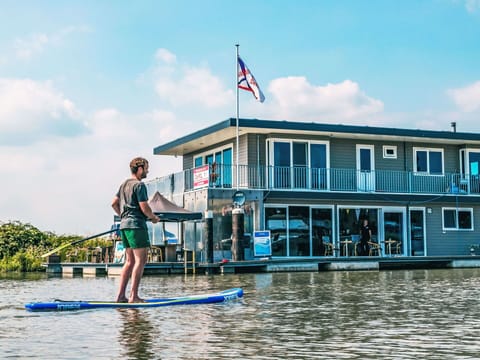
[1,0,480,236]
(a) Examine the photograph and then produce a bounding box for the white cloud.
[13,26,91,60]
[255,77,383,122]
[0,105,182,234]
[155,48,177,64]
[0,78,87,146]
[153,50,234,108]
[447,81,480,112]
[465,0,480,13]
[14,33,49,60]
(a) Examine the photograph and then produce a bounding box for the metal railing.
[148,164,480,196]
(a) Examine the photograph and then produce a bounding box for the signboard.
[193,165,209,189]
[113,240,125,263]
[253,230,272,257]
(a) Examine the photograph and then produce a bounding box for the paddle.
[41,228,117,258]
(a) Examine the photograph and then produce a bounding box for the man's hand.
[150,215,160,224]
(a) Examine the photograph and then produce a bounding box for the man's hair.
[130,157,149,174]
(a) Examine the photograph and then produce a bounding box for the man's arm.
[112,196,121,217]
[139,201,160,223]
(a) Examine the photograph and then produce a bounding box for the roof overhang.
[153,118,480,157]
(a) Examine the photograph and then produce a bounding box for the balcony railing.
[147,165,480,196]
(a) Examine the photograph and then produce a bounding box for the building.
[148,118,480,261]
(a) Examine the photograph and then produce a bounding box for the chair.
[323,242,334,256]
[368,241,381,256]
[351,235,360,256]
[148,246,163,263]
[392,241,402,255]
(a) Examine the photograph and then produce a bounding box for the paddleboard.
[25,287,243,312]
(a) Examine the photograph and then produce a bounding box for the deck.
[44,255,480,276]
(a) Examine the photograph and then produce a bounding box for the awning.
[148,191,202,222]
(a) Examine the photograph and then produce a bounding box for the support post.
[205,210,214,263]
[231,208,245,261]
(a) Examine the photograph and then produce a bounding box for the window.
[414,148,444,175]
[442,208,473,230]
[193,145,233,187]
[383,145,397,159]
[268,139,329,189]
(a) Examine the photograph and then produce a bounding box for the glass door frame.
[409,207,427,256]
[356,144,375,191]
[381,207,406,256]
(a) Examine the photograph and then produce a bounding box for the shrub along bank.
[0,221,83,272]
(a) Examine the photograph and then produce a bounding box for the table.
[340,239,353,257]
[384,239,397,256]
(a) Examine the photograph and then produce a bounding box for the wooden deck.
[44,255,480,276]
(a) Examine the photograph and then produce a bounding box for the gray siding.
[425,204,479,256]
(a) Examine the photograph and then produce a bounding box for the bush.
[0,221,82,272]
[0,248,44,272]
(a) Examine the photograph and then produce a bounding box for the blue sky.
[1,0,480,234]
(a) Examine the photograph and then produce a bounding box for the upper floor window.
[442,207,473,231]
[194,145,233,187]
[383,145,397,159]
[414,148,443,175]
[268,139,329,189]
[460,149,480,177]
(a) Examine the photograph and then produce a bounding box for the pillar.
[231,208,245,261]
[204,210,214,263]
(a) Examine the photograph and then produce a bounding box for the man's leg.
[116,248,134,302]
[128,247,148,303]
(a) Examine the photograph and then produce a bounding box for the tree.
[0,221,49,259]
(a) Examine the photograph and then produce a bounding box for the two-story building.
[148,118,480,261]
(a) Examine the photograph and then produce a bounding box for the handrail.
[147,165,480,196]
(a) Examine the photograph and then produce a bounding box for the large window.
[414,148,444,175]
[269,139,329,189]
[265,207,287,256]
[273,142,291,188]
[288,206,310,256]
[265,205,333,257]
[312,207,333,256]
[460,149,480,194]
[442,208,473,231]
[311,143,328,189]
[194,146,233,187]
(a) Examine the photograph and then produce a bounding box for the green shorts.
[120,229,150,249]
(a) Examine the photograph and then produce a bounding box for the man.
[112,157,160,303]
[358,219,372,256]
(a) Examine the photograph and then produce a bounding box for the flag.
[237,56,265,103]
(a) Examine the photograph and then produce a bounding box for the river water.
[1,268,480,359]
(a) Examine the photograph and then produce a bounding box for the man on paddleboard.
[112,157,160,303]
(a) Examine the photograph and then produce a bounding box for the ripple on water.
[2,269,480,359]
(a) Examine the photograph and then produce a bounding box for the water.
[1,269,480,359]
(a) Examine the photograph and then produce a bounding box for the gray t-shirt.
[116,178,149,230]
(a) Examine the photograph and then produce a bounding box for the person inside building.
[358,219,371,256]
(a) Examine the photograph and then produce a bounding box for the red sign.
[193,165,209,189]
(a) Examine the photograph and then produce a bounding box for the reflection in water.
[118,309,156,360]
[3,269,480,359]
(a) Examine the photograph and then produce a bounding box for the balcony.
[147,165,480,196]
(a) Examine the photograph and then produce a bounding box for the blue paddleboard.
[25,287,243,312]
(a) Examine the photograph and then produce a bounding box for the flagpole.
[235,44,240,191]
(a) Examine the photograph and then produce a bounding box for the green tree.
[0,221,49,259]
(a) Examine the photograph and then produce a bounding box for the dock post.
[205,210,214,264]
[232,208,244,261]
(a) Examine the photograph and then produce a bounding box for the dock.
[45,255,480,277]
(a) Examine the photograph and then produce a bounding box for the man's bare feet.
[128,297,146,303]
[116,297,128,303]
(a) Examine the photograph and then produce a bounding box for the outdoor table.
[340,239,353,257]
[384,239,397,256]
